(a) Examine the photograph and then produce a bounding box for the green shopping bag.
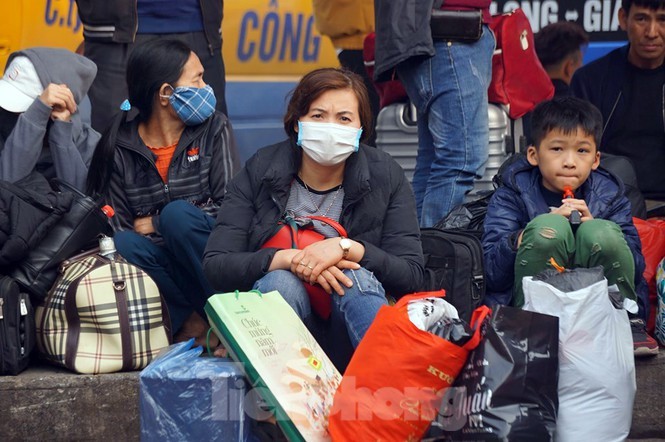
[205,290,341,442]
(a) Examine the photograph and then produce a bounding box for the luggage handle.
[400,101,418,127]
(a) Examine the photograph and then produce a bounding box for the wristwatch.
[339,237,352,259]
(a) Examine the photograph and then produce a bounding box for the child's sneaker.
[630,318,659,357]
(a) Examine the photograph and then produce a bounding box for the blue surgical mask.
[162,84,216,125]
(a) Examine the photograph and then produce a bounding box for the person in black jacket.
[87,39,239,344]
[75,0,227,132]
[571,0,665,204]
[203,68,424,353]
[534,21,589,98]
[483,97,656,356]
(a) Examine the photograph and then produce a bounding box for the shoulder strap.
[307,215,348,237]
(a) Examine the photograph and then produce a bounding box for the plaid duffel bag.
[36,249,171,374]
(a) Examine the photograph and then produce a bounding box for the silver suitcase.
[375,102,524,199]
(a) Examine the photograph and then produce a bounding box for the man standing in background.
[76,0,227,132]
[374,0,494,227]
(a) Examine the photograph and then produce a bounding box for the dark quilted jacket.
[482,155,648,317]
[203,139,425,297]
[0,173,72,267]
[105,111,239,232]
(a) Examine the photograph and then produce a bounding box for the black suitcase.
[420,228,485,323]
[0,276,35,375]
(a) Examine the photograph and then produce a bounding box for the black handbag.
[430,9,483,42]
[10,180,113,302]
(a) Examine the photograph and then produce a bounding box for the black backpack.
[418,155,519,321]
[0,276,35,375]
[419,228,485,323]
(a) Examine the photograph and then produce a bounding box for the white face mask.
[297,121,362,166]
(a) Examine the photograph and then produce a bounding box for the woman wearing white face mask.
[203,68,424,368]
[86,39,240,348]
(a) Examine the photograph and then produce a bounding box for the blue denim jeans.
[397,25,495,227]
[253,268,387,348]
[114,200,215,334]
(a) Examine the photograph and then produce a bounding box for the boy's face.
[527,127,600,194]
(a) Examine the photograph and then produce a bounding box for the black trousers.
[338,49,380,147]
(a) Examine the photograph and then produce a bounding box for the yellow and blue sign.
[0,0,83,69]
[223,0,338,78]
[0,1,338,76]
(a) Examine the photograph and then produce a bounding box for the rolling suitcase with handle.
[376,102,518,198]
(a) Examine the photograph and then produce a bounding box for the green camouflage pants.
[512,213,636,307]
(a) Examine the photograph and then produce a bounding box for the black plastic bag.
[428,305,559,441]
[10,179,112,301]
[533,265,605,292]
[435,191,493,232]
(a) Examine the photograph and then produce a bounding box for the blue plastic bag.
[140,339,250,441]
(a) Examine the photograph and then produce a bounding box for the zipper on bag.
[0,297,5,372]
[19,296,29,356]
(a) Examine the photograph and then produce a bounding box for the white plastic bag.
[406,297,459,331]
[523,268,636,442]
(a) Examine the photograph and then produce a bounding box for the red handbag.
[488,8,554,119]
[261,216,347,319]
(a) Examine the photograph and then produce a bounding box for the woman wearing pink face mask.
[203,68,424,368]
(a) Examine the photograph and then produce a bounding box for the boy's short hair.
[530,97,603,148]
[622,0,665,11]
[535,22,589,70]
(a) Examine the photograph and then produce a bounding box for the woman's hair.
[283,68,372,143]
[86,39,192,196]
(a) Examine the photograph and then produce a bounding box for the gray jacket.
[0,48,99,191]
[373,0,491,81]
[374,0,435,81]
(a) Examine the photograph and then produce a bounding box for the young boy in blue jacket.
[482,96,657,356]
